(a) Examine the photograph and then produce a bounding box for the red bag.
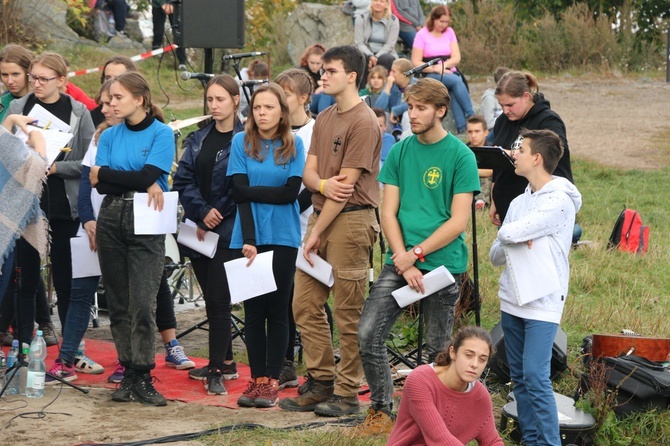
[608,207,649,254]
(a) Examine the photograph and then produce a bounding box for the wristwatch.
[412,246,425,263]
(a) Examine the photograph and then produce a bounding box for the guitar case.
[500,391,596,445]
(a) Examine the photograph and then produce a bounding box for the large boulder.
[286,3,355,66]
[15,0,80,44]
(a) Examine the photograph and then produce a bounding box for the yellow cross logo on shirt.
[423,167,442,189]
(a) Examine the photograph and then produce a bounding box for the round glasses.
[319,68,350,79]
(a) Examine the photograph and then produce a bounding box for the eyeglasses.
[319,68,351,79]
[28,74,58,85]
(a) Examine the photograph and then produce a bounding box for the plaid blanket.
[0,127,49,269]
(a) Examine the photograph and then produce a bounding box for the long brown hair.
[299,43,326,68]
[426,5,452,32]
[0,44,34,77]
[275,68,314,109]
[434,326,493,367]
[93,78,115,145]
[244,83,295,165]
[206,74,241,114]
[111,71,164,122]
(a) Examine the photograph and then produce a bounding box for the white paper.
[27,103,71,132]
[503,236,562,306]
[224,251,277,304]
[177,219,219,258]
[15,126,74,165]
[133,191,179,235]
[70,235,101,278]
[391,265,455,308]
[295,246,334,287]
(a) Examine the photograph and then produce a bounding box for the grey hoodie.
[490,176,582,324]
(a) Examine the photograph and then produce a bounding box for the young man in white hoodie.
[490,128,582,446]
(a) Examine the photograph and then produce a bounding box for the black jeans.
[191,247,236,369]
[151,6,187,64]
[155,268,176,333]
[49,218,80,333]
[97,196,164,372]
[243,245,297,379]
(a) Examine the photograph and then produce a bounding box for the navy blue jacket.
[172,120,244,248]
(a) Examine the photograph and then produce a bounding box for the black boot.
[132,372,167,406]
[111,367,136,402]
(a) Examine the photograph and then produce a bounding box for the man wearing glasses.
[280,45,382,417]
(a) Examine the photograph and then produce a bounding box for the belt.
[111,191,136,200]
[313,205,372,216]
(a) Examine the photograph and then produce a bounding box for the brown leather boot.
[278,377,334,412]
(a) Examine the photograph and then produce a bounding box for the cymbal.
[168,115,211,131]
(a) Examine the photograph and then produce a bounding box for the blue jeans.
[359,264,461,412]
[97,196,165,372]
[501,311,561,446]
[60,276,99,365]
[398,30,416,50]
[425,72,474,132]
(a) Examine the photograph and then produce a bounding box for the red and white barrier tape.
[68,44,178,78]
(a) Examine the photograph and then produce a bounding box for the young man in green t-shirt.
[355,77,480,434]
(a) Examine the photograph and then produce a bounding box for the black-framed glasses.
[28,74,58,85]
[319,68,350,79]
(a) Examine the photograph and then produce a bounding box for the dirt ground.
[1,77,669,446]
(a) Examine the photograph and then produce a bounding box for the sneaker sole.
[166,361,196,370]
[254,397,278,408]
[131,391,168,407]
[75,366,105,375]
[206,388,228,396]
[237,396,256,407]
[278,400,320,412]
[314,405,361,417]
[278,379,299,390]
[111,391,133,403]
[108,377,123,384]
[45,374,77,385]
[223,372,239,380]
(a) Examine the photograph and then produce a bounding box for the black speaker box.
[489,321,568,382]
[175,0,245,49]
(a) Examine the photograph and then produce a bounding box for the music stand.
[468,146,515,326]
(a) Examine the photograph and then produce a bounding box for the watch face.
[414,247,422,255]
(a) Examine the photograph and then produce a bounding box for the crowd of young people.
[0,13,580,440]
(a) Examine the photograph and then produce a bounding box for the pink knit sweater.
[386,365,504,446]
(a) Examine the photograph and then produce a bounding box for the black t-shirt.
[24,95,75,220]
[197,128,232,203]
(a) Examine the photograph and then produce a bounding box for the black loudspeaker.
[489,321,568,382]
[175,0,245,49]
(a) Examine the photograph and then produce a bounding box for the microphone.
[222,51,267,60]
[404,58,444,77]
[239,79,269,87]
[180,71,215,81]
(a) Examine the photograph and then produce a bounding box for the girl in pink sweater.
[387,326,504,446]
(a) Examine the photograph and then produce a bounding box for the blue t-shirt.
[380,133,396,164]
[95,119,174,191]
[227,132,305,249]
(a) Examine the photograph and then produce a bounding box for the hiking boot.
[237,378,261,408]
[45,358,77,385]
[314,394,360,417]
[132,372,167,406]
[39,323,58,346]
[108,360,125,383]
[165,339,195,370]
[279,377,334,412]
[254,377,279,408]
[349,408,395,437]
[111,368,136,402]
[278,360,299,390]
[205,369,227,395]
[0,331,13,346]
[190,362,238,381]
[74,353,105,374]
[298,372,316,395]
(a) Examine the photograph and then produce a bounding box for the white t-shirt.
[293,118,315,237]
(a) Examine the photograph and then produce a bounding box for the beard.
[411,110,438,135]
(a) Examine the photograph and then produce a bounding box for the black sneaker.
[111,369,136,402]
[205,369,227,395]
[132,373,167,406]
[190,362,238,381]
[278,360,299,390]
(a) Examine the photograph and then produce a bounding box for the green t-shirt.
[378,133,480,273]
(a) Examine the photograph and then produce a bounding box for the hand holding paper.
[391,266,455,308]
[224,251,277,304]
[295,246,334,287]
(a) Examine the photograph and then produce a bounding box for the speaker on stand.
[489,321,568,382]
[175,0,245,49]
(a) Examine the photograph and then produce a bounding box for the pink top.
[412,27,458,72]
[386,365,504,446]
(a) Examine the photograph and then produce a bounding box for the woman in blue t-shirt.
[227,83,305,409]
[90,72,174,407]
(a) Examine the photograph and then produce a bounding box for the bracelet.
[319,179,326,195]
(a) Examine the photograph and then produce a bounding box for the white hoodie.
[490,177,582,324]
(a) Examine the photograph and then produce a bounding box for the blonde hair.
[32,52,68,78]
[244,83,296,165]
[495,71,540,103]
[369,0,391,19]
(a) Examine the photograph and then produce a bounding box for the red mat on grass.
[46,339,371,409]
